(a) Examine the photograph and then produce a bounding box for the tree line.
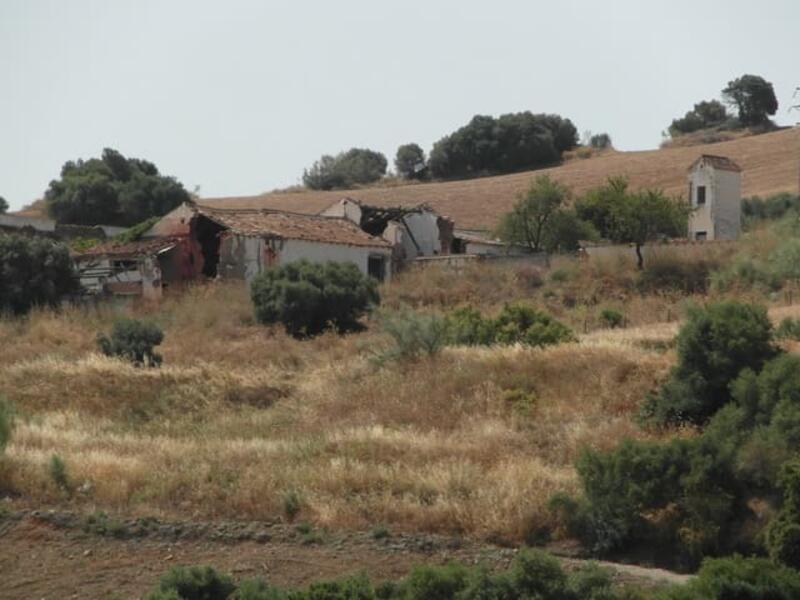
[302,111,583,190]
[496,174,690,268]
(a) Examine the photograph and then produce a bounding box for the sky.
[1,0,798,211]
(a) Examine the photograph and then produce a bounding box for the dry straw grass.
[0,280,676,541]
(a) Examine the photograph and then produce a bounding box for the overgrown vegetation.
[0,396,13,454]
[44,147,190,226]
[303,148,388,190]
[251,260,379,337]
[0,233,78,315]
[97,318,165,367]
[554,300,800,570]
[147,550,643,600]
[428,112,577,179]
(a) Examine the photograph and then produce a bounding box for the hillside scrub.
[0,233,78,315]
[555,302,800,570]
[0,280,668,539]
[97,318,164,367]
[251,260,379,337]
[148,550,645,600]
[642,301,777,426]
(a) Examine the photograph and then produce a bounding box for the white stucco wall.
[320,199,363,224]
[218,234,392,283]
[713,169,742,240]
[687,162,741,241]
[398,213,441,258]
[279,239,392,280]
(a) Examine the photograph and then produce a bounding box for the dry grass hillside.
[202,127,800,230]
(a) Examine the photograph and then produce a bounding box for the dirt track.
[0,508,690,599]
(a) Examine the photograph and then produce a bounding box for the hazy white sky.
[1,0,798,210]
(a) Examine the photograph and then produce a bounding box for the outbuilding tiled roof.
[199,208,391,248]
[689,154,743,173]
[74,237,179,259]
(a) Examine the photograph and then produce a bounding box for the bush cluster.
[447,304,575,348]
[641,301,776,426]
[45,147,189,227]
[148,550,637,600]
[554,301,800,569]
[251,260,379,338]
[742,192,800,224]
[302,148,388,190]
[0,233,78,315]
[97,318,165,367]
[428,112,577,179]
[375,304,575,362]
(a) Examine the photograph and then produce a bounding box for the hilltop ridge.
[201,127,800,230]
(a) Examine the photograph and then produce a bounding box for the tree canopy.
[0,197,8,214]
[723,74,779,126]
[303,148,388,190]
[669,99,729,136]
[44,148,190,227]
[428,112,577,179]
[0,234,78,314]
[496,175,595,253]
[394,143,427,180]
[575,176,690,268]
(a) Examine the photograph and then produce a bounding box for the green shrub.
[232,579,286,600]
[0,233,78,315]
[97,318,164,367]
[509,549,568,600]
[775,317,800,340]
[303,573,375,600]
[375,309,448,363]
[251,260,379,338]
[766,458,800,568]
[403,563,468,600]
[709,255,778,293]
[598,308,624,329]
[659,555,800,599]
[48,454,69,491]
[446,304,574,348]
[0,397,13,453]
[148,565,236,600]
[566,563,616,600]
[642,301,778,426]
[281,490,301,522]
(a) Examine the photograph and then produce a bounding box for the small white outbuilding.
[687,154,742,241]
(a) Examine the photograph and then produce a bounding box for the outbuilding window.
[696,186,706,206]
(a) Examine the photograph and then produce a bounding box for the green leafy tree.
[497,175,591,252]
[644,301,778,426]
[302,148,387,190]
[575,177,689,268]
[428,112,577,179]
[589,133,612,149]
[44,148,190,227]
[394,143,427,180]
[0,234,78,315]
[97,318,165,367]
[669,99,729,136]
[251,260,379,338]
[0,197,8,214]
[722,74,779,126]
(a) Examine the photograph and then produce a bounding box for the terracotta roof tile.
[689,154,743,172]
[199,208,391,248]
[74,237,179,259]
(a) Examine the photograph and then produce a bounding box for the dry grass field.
[1,230,799,546]
[201,127,800,230]
[0,272,680,544]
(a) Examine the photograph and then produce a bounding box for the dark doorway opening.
[194,215,226,277]
[368,255,386,281]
